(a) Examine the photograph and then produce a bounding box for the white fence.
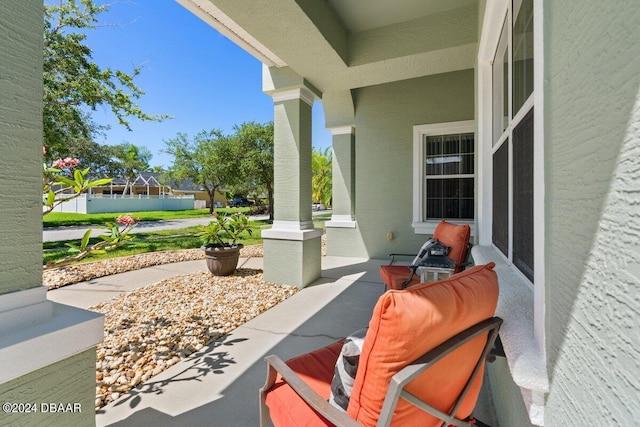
[51,194,195,214]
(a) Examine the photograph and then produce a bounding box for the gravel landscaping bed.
[91,267,296,409]
[43,245,264,290]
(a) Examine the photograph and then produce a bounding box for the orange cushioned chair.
[259,262,501,427]
[379,220,472,290]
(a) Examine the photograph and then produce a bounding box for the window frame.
[488,0,537,285]
[412,120,476,235]
[478,0,545,352]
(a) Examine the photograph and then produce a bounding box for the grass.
[42,208,331,266]
[43,223,266,266]
[43,207,254,227]
[313,212,332,229]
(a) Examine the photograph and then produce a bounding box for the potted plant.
[197,212,252,275]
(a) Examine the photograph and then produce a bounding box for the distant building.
[90,172,228,209]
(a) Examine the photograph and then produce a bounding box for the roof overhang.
[176,0,288,68]
[177,0,479,95]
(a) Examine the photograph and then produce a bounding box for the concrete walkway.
[43,216,267,243]
[43,211,330,242]
[47,256,496,426]
[47,256,261,310]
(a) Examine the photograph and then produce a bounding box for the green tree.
[232,121,275,220]
[43,0,168,162]
[43,156,139,269]
[110,143,152,195]
[164,130,236,213]
[312,147,332,208]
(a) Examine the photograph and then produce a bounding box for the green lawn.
[43,208,254,227]
[43,225,265,266]
[42,208,323,266]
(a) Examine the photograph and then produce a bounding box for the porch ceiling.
[177,0,478,93]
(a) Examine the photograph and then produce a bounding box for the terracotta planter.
[203,244,243,276]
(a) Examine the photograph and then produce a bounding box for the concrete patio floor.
[49,256,497,426]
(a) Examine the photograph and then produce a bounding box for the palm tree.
[312,147,332,208]
[111,143,152,195]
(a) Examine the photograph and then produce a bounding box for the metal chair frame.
[259,317,502,427]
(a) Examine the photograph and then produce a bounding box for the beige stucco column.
[322,91,366,257]
[326,126,356,228]
[324,126,366,257]
[262,67,322,288]
[0,2,102,425]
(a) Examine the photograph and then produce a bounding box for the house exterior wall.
[171,190,226,208]
[0,4,101,426]
[488,358,534,426]
[343,70,475,258]
[0,0,43,297]
[0,348,96,426]
[543,0,640,424]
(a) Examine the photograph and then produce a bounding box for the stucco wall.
[0,348,96,427]
[487,358,534,427]
[544,0,640,424]
[351,70,475,258]
[0,0,43,296]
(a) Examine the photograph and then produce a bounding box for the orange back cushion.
[433,220,471,267]
[346,263,499,426]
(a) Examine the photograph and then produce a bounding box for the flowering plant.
[46,214,140,268]
[197,212,252,247]
[42,148,140,269]
[42,151,112,216]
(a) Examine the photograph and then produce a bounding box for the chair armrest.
[456,243,474,269]
[260,355,364,427]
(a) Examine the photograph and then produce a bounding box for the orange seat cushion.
[264,340,344,427]
[347,263,499,426]
[432,220,471,271]
[379,221,471,290]
[379,264,421,290]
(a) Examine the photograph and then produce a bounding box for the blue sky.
[85,0,331,168]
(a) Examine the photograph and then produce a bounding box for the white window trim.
[412,120,476,235]
[478,0,547,425]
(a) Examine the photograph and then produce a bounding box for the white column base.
[262,220,323,240]
[326,214,357,229]
[0,287,104,384]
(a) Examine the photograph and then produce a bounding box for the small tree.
[111,143,152,195]
[164,130,235,213]
[43,156,112,216]
[232,121,274,220]
[43,152,139,268]
[46,214,140,268]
